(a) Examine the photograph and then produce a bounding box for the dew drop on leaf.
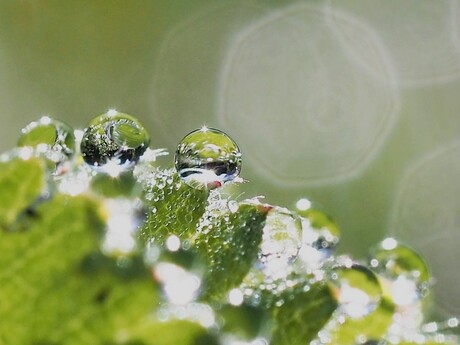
[80,110,150,176]
[258,206,303,281]
[240,206,304,307]
[369,238,431,307]
[17,116,76,173]
[175,126,242,190]
[370,238,430,287]
[330,263,382,319]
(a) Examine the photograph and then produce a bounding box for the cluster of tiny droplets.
[196,190,234,236]
[149,172,185,235]
[142,169,178,203]
[229,201,341,310]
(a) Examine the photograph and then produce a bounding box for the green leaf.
[91,171,140,198]
[0,157,45,230]
[137,167,208,245]
[196,202,268,301]
[0,194,103,343]
[218,304,266,340]
[0,191,213,345]
[271,283,338,345]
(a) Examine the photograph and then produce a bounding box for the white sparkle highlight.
[382,237,398,250]
[107,109,118,117]
[166,235,181,252]
[154,262,201,305]
[228,288,244,306]
[296,198,312,211]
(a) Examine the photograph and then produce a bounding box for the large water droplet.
[17,116,76,173]
[369,238,431,307]
[258,206,303,280]
[80,110,150,176]
[370,238,430,286]
[175,126,242,190]
[330,263,382,319]
[240,206,305,307]
[297,208,340,271]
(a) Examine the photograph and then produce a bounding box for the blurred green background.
[0,0,459,319]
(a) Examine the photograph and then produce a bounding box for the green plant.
[0,111,458,345]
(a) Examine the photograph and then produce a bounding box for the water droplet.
[80,111,150,176]
[331,263,382,319]
[258,206,302,280]
[17,116,76,174]
[239,206,304,307]
[175,126,242,190]
[297,208,340,271]
[369,238,431,306]
[370,238,430,284]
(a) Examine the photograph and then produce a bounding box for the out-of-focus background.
[0,0,459,319]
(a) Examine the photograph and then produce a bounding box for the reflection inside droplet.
[369,238,431,307]
[175,127,242,190]
[18,116,76,174]
[297,208,340,271]
[258,206,302,280]
[331,263,382,319]
[80,111,150,175]
[391,276,419,307]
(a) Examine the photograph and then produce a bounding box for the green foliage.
[0,137,458,345]
[196,202,268,301]
[0,157,45,230]
[0,158,212,345]
[271,283,337,345]
[138,167,208,245]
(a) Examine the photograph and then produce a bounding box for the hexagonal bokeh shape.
[390,141,460,317]
[329,0,460,86]
[218,4,399,187]
[150,3,268,145]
